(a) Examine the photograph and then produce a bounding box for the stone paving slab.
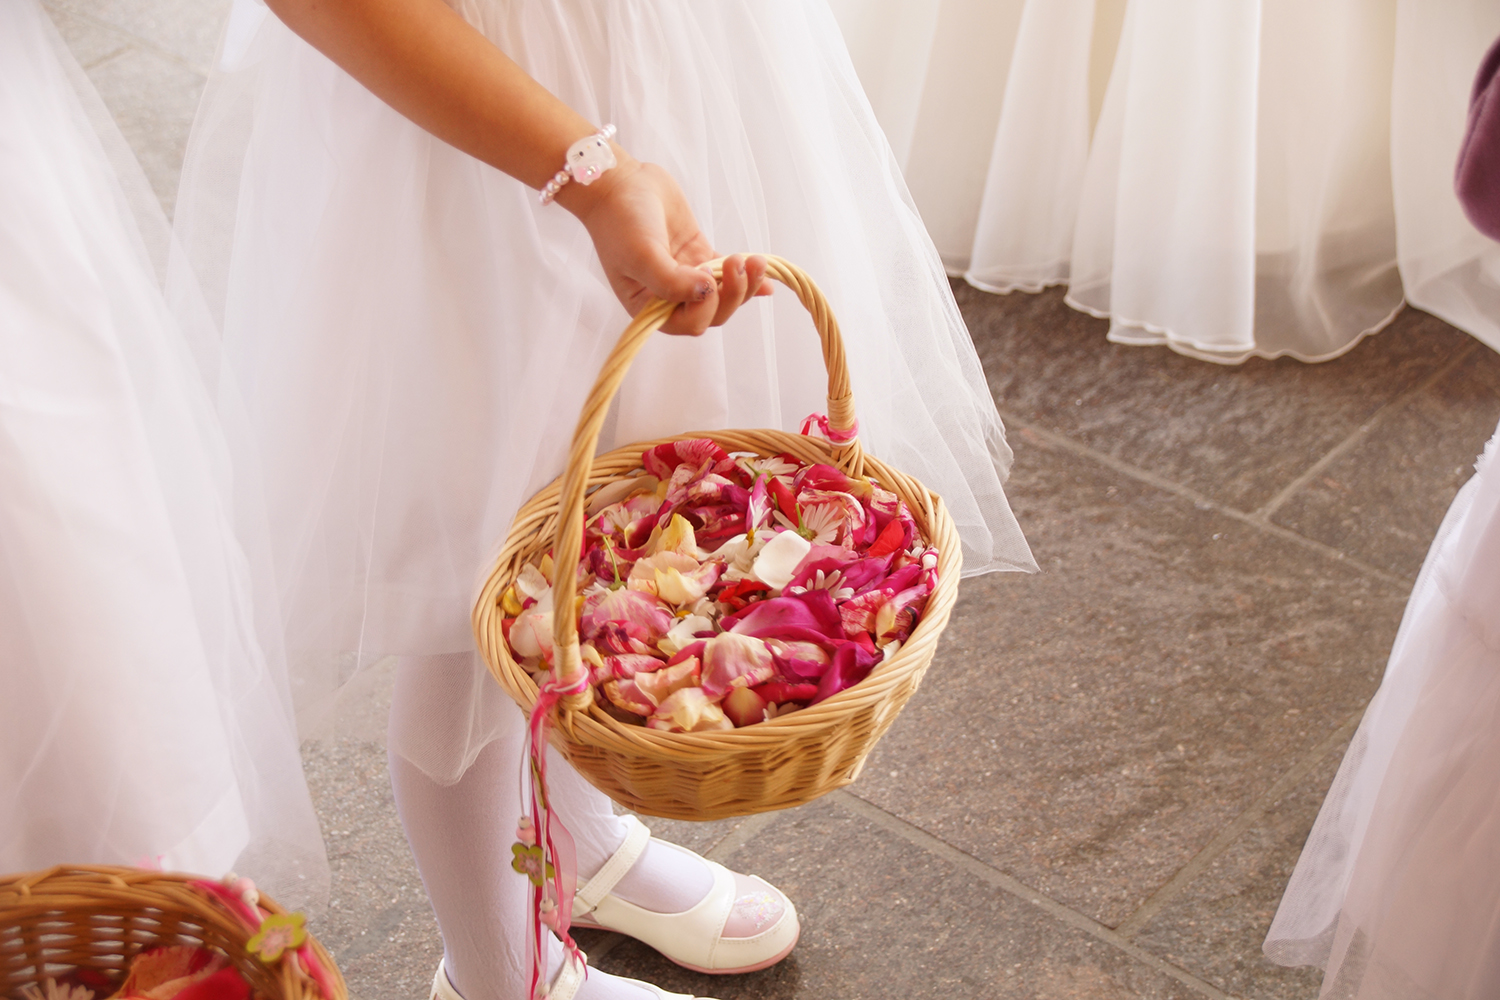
[964,285,1474,516]
[1131,743,1349,1000]
[593,796,1208,1000]
[1269,340,1500,578]
[849,431,1406,930]
[46,0,218,212]
[55,5,1500,998]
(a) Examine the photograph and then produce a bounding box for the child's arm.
[265,0,768,335]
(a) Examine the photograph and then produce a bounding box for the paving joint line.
[829,790,1238,1000]
[1252,343,1478,521]
[702,812,781,865]
[81,44,132,72]
[1001,414,1412,590]
[43,1,215,77]
[1114,707,1366,940]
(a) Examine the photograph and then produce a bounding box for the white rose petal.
[751,530,812,591]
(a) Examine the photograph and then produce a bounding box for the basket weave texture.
[474,256,962,821]
[0,866,346,1000]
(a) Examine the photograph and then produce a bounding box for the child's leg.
[387,653,721,1000]
[547,755,713,914]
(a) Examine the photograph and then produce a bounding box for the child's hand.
[559,153,771,336]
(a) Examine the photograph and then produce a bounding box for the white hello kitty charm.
[540,124,618,204]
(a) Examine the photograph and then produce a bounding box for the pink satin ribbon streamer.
[189,881,338,999]
[522,669,589,999]
[799,412,858,444]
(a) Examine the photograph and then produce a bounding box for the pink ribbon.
[190,881,338,1000]
[522,668,589,999]
[800,412,858,445]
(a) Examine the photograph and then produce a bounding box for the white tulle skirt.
[1264,421,1500,997]
[831,0,1500,364]
[174,0,1034,779]
[0,0,326,909]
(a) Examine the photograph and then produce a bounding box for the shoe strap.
[573,814,650,917]
[542,948,588,1000]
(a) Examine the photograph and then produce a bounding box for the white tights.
[387,653,712,1000]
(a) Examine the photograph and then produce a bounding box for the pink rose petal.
[700,632,776,698]
[581,587,673,640]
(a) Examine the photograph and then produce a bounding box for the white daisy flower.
[737,455,800,480]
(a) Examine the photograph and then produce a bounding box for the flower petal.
[751,530,811,589]
[581,587,673,640]
[700,632,777,698]
[725,594,842,644]
[603,677,656,716]
[602,653,665,679]
[723,685,768,727]
[764,638,832,681]
[752,680,820,705]
[649,687,734,732]
[811,642,881,704]
[508,606,554,663]
[635,656,702,706]
[643,439,732,481]
[658,614,715,656]
[746,475,771,537]
[586,475,660,517]
[648,513,707,559]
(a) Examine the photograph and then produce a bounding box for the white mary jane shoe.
[430,954,717,1000]
[570,815,800,975]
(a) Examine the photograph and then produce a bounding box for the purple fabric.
[1456,34,1500,240]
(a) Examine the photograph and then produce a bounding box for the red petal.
[751,681,820,704]
[866,516,908,559]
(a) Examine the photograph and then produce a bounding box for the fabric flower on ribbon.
[247,912,308,964]
[511,843,554,887]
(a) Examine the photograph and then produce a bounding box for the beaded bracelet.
[539,124,618,205]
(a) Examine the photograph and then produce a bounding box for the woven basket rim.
[0,865,347,1000]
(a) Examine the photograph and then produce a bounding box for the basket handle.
[548,255,860,709]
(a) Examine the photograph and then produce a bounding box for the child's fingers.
[746,255,773,297]
[711,255,750,327]
[638,242,715,307]
[661,282,718,336]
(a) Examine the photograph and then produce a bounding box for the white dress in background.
[0,0,326,908]
[1262,419,1500,996]
[831,0,1500,364]
[174,0,1036,781]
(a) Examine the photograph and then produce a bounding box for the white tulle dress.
[1263,420,1500,997]
[830,0,1500,364]
[0,0,326,908]
[174,0,1036,780]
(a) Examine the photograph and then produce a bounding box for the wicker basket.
[0,866,346,1000]
[474,255,962,821]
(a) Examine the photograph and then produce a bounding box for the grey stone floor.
[53,3,1500,998]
